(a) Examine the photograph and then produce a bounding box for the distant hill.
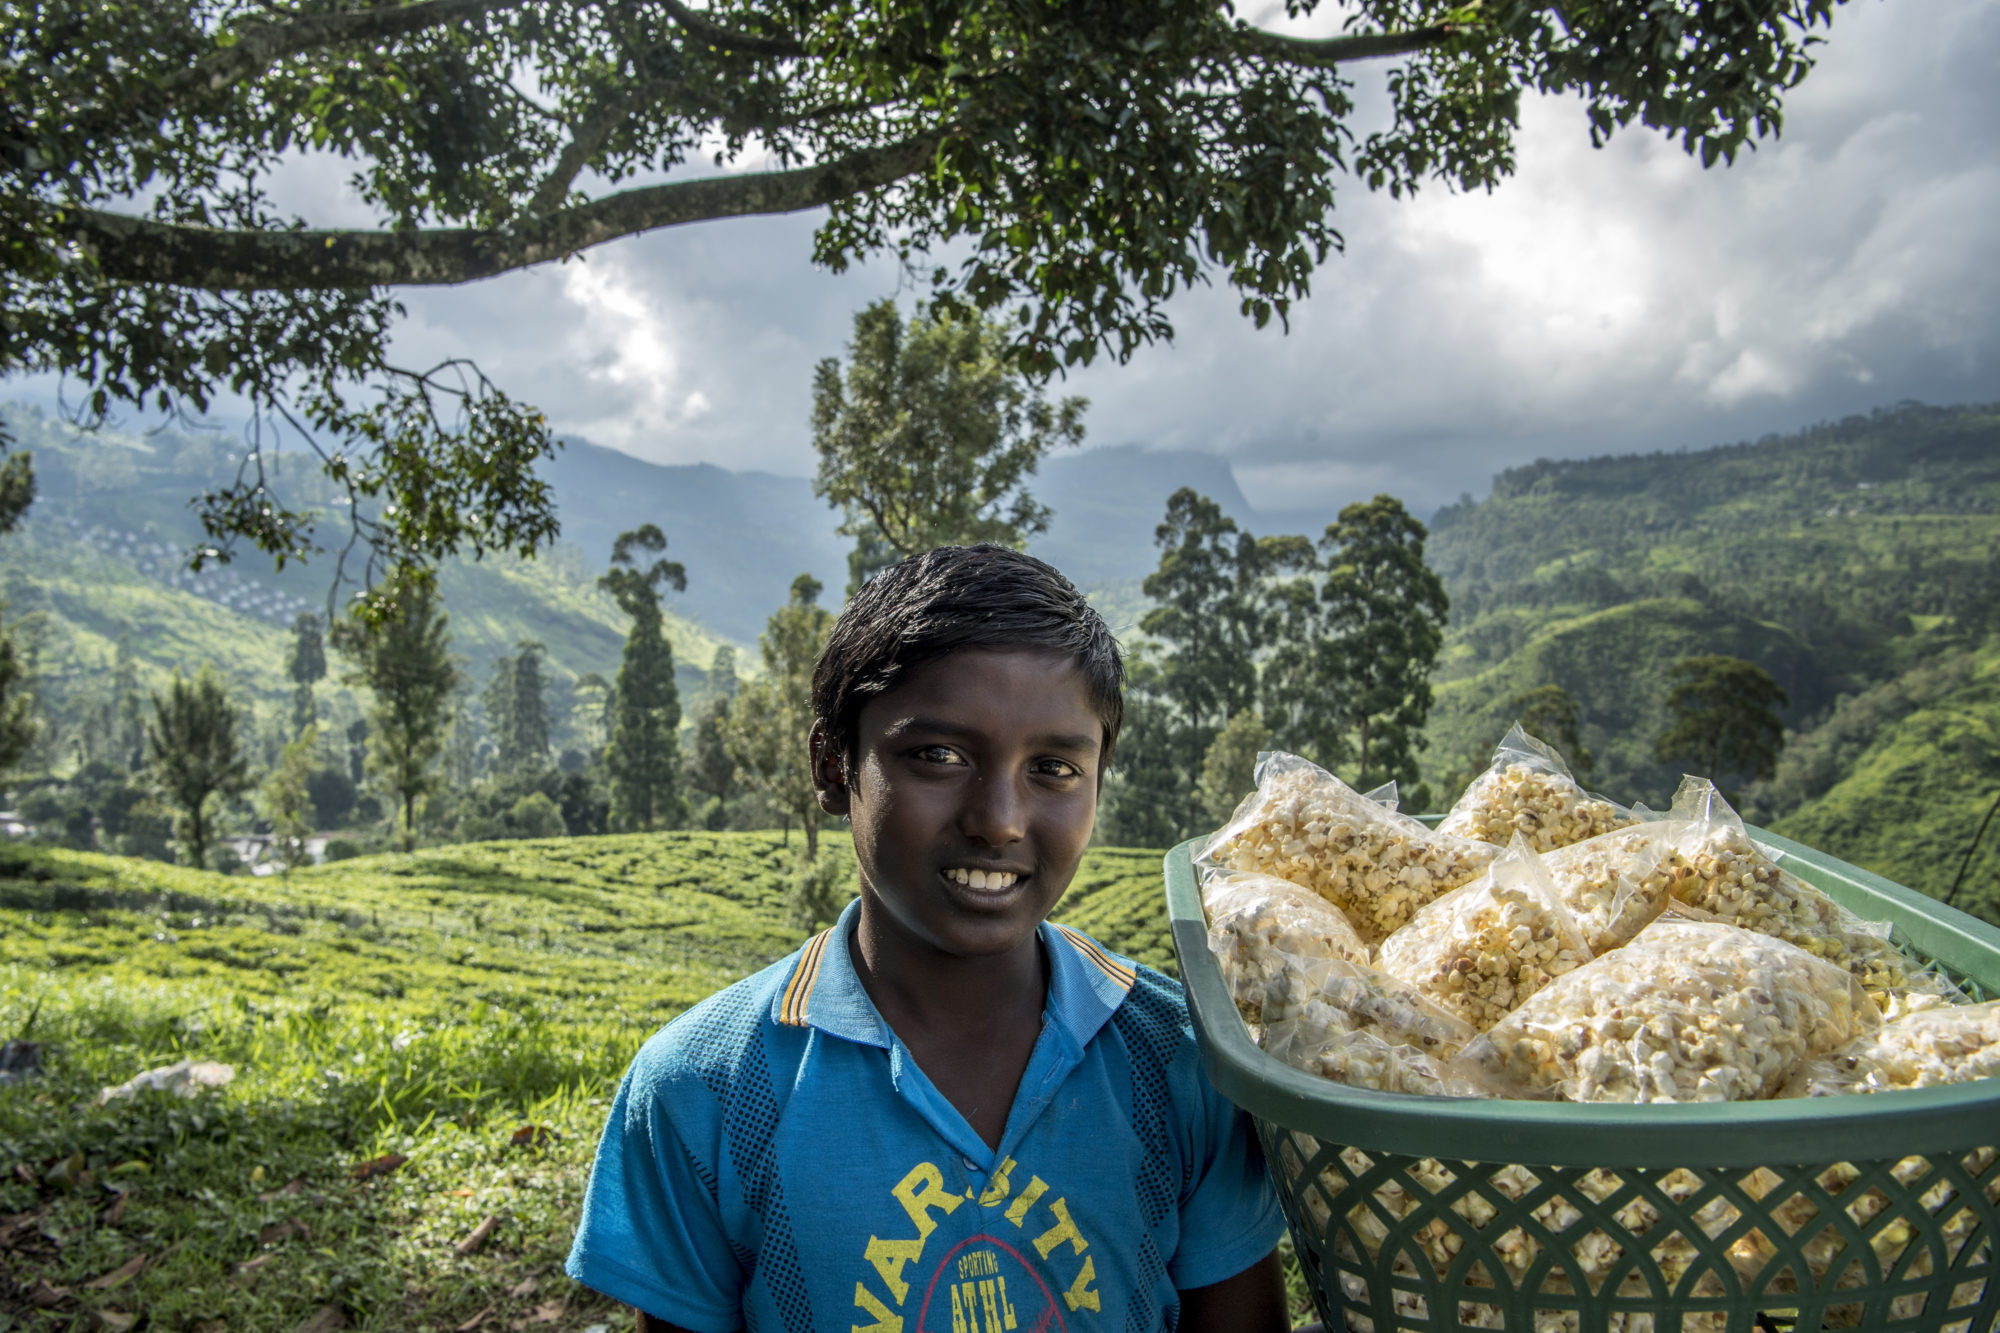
[1421,400,2000,917]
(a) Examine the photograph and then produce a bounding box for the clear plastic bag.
[1437,722,1636,853]
[1664,777,1964,1014]
[1792,998,2000,1095]
[1259,952,1478,1097]
[1375,834,1592,1031]
[1458,917,1880,1103]
[1201,871,1371,1032]
[1197,750,1496,944]
[1541,821,1677,953]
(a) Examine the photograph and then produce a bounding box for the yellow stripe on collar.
[778,928,834,1027]
[1054,924,1136,992]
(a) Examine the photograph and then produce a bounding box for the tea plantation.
[0,834,1172,1332]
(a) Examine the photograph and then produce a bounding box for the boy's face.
[819,647,1103,961]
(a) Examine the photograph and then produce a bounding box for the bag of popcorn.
[1792,998,2000,1095]
[1258,952,1479,1095]
[1376,834,1593,1031]
[1437,722,1636,853]
[1664,776,1963,1014]
[1202,871,1371,1034]
[1198,750,1496,945]
[1541,821,1678,953]
[1458,917,1879,1103]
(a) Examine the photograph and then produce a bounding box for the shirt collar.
[772,899,1137,1049]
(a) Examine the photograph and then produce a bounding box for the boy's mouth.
[942,867,1022,891]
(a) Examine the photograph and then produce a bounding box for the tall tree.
[145,665,250,868]
[1265,495,1449,803]
[332,577,462,851]
[484,640,552,771]
[287,612,326,737]
[1138,488,1309,765]
[1654,655,1789,793]
[813,300,1085,588]
[1507,683,1594,778]
[260,723,318,875]
[708,645,739,701]
[599,526,686,830]
[685,695,739,829]
[0,449,35,778]
[1197,710,1273,829]
[4,2,1847,574]
[727,575,833,858]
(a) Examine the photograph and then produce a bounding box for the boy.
[567,545,1289,1332]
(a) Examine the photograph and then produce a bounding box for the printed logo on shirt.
[850,1158,1101,1333]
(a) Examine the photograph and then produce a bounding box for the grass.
[0,832,1187,1332]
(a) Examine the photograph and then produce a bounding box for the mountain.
[1420,400,2000,917]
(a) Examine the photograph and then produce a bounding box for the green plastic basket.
[1165,829,2000,1333]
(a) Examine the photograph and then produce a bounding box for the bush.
[509,791,566,840]
[322,837,365,863]
[786,848,856,932]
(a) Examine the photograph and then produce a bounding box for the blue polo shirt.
[567,901,1284,1332]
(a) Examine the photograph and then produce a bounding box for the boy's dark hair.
[812,544,1124,775]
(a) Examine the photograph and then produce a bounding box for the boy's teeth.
[949,868,1017,889]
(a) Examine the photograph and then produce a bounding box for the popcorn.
[1260,957,1477,1095]
[1200,752,1495,943]
[1375,836,1591,1031]
[1459,918,1878,1103]
[1438,724,1636,853]
[1793,999,2000,1095]
[1541,823,1677,953]
[1664,778,1963,1013]
[1202,871,1371,1030]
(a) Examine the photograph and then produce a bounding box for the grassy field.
[0,833,1177,1333]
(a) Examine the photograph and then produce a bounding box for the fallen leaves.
[259,1216,312,1246]
[454,1213,502,1257]
[96,1310,137,1332]
[507,1275,538,1299]
[351,1153,408,1182]
[234,1251,276,1278]
[508,1125,554,1149]
[84,1252,147,1289]
[27,1277,70,1308]
[455,1303,496,1332]
[292,1305,349,1333]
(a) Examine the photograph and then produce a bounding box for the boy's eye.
[1034,758,1084,781]
[913,744,967,766]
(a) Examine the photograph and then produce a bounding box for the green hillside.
[1423,401,2000,922]
[0,409,739,755]
[0,835,1171,1332]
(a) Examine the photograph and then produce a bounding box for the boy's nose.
[959,773,1027,846]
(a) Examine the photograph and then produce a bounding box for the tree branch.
[657,0,806,60]
[163,0,540,105]
[63,131,947,289]
[526,83,667,217]
[1232,23,1459,67]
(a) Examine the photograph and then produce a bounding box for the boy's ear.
[809,721,852,817]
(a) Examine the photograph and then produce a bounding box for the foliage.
[599,526,687,832]
[483,640,552,772]
[1198,711,1271,828]
[260,724,318,874]
[0,446,35,778]
[1096,657,1201,849]
[286,611,325,737]
[787,843,857,933]
[2,0,1852,573]
[1267,495,1449,806]
[331,577,461,851]
[812,300,1086,587]
[1653,654,1790,792]
[726,575,832,859]
[1508,683,1593,779]
[144,665,251,869]
[1138,488,1305,762]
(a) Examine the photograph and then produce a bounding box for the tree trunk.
[781,813,790,848]
[804,812,819,863]
[402,792,417,852]
[1356,716,1372,788]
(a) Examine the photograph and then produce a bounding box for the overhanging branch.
[1234,23,1459,66]
[164,0,540,105]
[62,131,947,290]
[658,0,806,60]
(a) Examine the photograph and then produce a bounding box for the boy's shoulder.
[623,938,820,1094]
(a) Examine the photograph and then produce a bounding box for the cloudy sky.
[24,0,2000,518]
